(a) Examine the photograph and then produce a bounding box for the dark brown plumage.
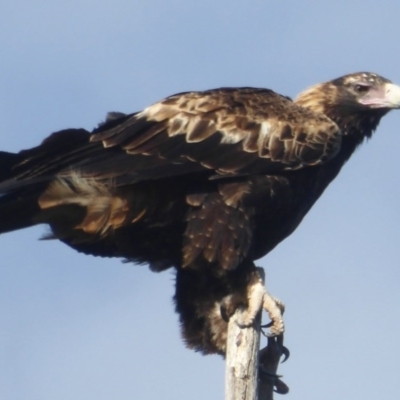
[0,72,399,355]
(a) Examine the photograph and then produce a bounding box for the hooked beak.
[359,82,400,109]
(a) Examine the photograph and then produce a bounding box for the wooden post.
[225,267,265,400]
[225,305,261,400]
[225,268,288,400]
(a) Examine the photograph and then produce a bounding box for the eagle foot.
[258,335,290,396]
[235,276,285,338]
[262,293,285,337]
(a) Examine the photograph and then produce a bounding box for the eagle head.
[296,72,400,139]
[332,72,400,110]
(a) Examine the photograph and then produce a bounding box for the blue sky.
[1,1,400,399]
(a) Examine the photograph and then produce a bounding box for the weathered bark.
[225,305,261,400]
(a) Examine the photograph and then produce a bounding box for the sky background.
[1,1,400,399]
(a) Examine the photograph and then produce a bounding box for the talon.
[263,334,290,363]
[258,365,289,395]
[261,320,273,329]
[258,335,290,395]
[274,378,289,395]
[281,346,290,363]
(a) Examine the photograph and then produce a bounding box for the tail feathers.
[0,150,46,193]
[0,151,21,181]
[0,150,42,233]
[0,189,43,234]
[0,129,92,235]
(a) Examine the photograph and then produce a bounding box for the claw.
[258,366,289,395]
[259,365,283,379]
[263,334,289,363]
[281,346,290,363]
[261,320,273,329]
[258,335,290,396]
[274,378,290,395]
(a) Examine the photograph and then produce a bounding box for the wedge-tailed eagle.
[0,72,399,355]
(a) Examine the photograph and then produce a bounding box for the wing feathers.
[3,88,341,195]
[88,88,341,180]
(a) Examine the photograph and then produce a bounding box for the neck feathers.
[295,82,385,147]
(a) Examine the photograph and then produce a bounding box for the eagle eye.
[353,84,370,94]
